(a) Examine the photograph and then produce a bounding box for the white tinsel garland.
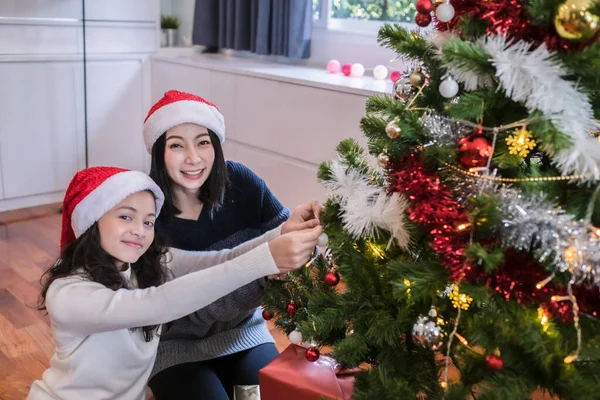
[322,161,410,249]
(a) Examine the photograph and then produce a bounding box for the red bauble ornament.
[306,346,320,362]
[485,354,505,372]
[415,12,432,27]
[457,133,492,168]
[262,309,273,320]
[324,271,340,286]
[286,303,296,316]
[416,0,433,14]
[341,63,352,77]
[390,71,402,83]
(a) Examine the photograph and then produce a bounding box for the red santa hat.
[143,90,226,153]
[60,166,164,250]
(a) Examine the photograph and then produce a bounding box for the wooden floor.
[0,203,288,400]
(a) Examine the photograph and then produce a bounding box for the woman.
[143,90,320,398]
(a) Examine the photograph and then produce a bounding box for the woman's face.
[97,191,156,269]
[164,123,216,194]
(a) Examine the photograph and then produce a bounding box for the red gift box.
[259,344,356,400]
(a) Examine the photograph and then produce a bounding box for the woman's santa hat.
[143,90,226,153]
[61,166,164,250]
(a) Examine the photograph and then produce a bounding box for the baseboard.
[0,192,64,213]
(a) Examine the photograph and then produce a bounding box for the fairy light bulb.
[564,355,577,364]
[536,273,555,289]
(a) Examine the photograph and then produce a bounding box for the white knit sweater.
[27,227,280,400]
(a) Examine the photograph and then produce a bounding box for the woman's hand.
[281,200,322,234]
[268,225,323,274]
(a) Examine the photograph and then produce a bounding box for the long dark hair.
[149,129,229,216]
[38,224,170,342]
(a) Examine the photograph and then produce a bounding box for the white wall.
[171,0,196,45]
[161,0,173,14]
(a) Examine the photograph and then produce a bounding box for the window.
[314,0,417,25]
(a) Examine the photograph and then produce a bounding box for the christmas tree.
[263,0,600,398]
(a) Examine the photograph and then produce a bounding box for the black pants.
[149,343,279,400]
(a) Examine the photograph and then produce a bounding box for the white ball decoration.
[436,2,455,23]
[439,76,459,98]
[350,63,365,77]
[318,232,329,247]
[288,329,303,345]
[373,65,388,80]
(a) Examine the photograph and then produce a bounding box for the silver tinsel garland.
[496,186,600,287]
[421,110,472,146]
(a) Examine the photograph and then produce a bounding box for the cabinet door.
[0,0,82,19]
[86,59,147,171]
[0,62,83,199]
[84,0,158,22]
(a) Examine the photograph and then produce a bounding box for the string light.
[564,355,576,364]
[455,332,468,346]
[455,222,471,232]
[442,161,595,182]
[564,278,582,364]
[404,279,412,297]
[537,307,549,333]
[442,307,462,390]
[367,241,385,259]
[536,273,555,289]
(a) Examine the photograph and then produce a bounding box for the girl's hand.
[268,225,323,273]
[281,200,322,234]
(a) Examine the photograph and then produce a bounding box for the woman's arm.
[167,225,282,277]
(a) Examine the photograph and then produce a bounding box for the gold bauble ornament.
[377,152,390,168]
[554,0,599,41]
[409,69,425,87]
[385,118,402,139]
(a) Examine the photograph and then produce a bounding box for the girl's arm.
[46,243,278,336]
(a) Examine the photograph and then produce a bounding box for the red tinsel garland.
[435,0,594,52]
[388,155,600,322]
[389,154,470,281]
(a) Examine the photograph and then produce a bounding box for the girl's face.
[164,123,216,194]
[97,191,156,269]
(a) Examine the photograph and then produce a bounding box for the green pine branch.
[441,37,496,78]
[525,0,563,25]
[377,24,430,62]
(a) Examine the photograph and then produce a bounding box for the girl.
[28,166,322,400]
[143,90,322,399]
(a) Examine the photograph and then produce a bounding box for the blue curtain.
[192,0,312,59]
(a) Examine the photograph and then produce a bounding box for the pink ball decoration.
[341,63,352,77]
[327,59,341,74]
[390,71,402,83]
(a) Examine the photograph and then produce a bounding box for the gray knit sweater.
[151,161,290,378]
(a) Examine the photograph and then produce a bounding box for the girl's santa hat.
[61,166,164,250]
[143,90,225,153]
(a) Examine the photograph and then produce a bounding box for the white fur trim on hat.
[71,171,165,238]
[143,100,225,153]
